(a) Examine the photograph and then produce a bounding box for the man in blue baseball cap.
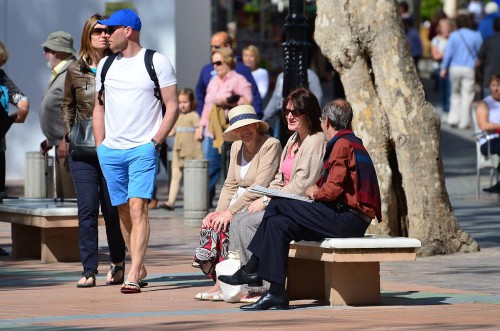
[94,8,179,294]
[99,8,142,30]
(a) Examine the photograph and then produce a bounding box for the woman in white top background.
[242,45,269,100]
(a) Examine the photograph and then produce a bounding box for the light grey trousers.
[229,210,265,265]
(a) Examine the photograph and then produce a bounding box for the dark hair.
[322,99,353,131]
[455,13,472,29]
[398,1,409,12]
[282,87,322,134]
[490,72,500,84]
[494,17,500,32]
[0,41,9,66]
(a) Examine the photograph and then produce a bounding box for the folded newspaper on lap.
[248,185,313,203]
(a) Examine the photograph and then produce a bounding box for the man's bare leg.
[118,198,150,287]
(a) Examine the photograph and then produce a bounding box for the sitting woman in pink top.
[229,87,326,302]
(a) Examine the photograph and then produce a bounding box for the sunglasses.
[284,108,302,117]
[212,60,223,67]
[105,25,125,35]
[211,45,221,49]
[91,27,107,36]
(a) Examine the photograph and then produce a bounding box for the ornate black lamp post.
[280,0,310,145]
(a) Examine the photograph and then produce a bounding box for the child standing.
[160,88,203,210]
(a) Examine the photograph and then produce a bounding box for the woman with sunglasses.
[195,47,254,206]
[61,14,125,288]
[229,87,325,303]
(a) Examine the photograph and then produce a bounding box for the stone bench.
[0,199,102,263]
[287,235,421,306]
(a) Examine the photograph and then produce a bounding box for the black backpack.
[97,49,165,114]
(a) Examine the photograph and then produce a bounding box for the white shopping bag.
[216,251,248,302]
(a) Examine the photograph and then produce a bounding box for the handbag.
[69,118,97,158]
[215,251,248,302]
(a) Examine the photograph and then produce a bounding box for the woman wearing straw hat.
[193,104,281,300]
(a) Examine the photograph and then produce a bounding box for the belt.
[349,208,372,223]
[175,127,196,132]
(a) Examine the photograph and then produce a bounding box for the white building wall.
[0,0,210,182]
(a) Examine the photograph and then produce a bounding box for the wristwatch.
[263,195,269,206]
[151,138,162,151]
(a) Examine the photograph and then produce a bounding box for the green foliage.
[420,0,443,21]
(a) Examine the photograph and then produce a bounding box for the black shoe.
[483,182,500,193]
[240,292,289,310]
[218,268,262,286]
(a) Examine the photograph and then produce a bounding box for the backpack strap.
[144,49,166,115]
[97,53,118,106]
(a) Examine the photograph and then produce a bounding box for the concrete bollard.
[25,152,54,198]
[183,159,209,226]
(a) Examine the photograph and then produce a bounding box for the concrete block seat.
[287,235,422,306]
[0,198,102,263]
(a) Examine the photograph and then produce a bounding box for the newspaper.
[248,185,313,203]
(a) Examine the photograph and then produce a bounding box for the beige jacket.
[216,134,282,214]
[269,131,326,195]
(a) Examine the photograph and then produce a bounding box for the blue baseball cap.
[98,9,142,31]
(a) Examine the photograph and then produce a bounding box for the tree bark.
[315,0,479,256]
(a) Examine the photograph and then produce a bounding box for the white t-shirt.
[96,48,177,149]
[251,67,269,99]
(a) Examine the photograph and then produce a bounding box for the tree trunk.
[315,0,479,256]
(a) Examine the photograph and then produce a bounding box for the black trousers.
[69,156,125,274]
[480,138,500,157]
[248,198,370,285]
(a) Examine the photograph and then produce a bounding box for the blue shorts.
[97,142,158,206]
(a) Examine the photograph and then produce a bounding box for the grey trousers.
[229,210,265,264]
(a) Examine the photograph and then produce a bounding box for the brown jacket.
[216,134,282,214]
[60,58,96,135]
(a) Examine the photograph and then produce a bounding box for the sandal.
[192,260,215,276]
[77,271,96,288]
[211,293,224,301]
[194,291,222,301]
[120,281,141,294]
[106,262,125,285]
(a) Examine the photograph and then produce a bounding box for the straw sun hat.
[222,105,269,142]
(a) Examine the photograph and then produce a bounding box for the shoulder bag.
[69,116,97,159]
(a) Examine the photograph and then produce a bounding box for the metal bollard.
[183,159,209,226]
[25,152,54,198]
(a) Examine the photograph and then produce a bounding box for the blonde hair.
[242,45,261,63]
[214,47,236,69]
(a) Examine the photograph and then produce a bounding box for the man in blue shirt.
[195,31,262,118]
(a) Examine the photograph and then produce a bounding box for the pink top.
[199,70,253,130]
[280,148,296,186]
